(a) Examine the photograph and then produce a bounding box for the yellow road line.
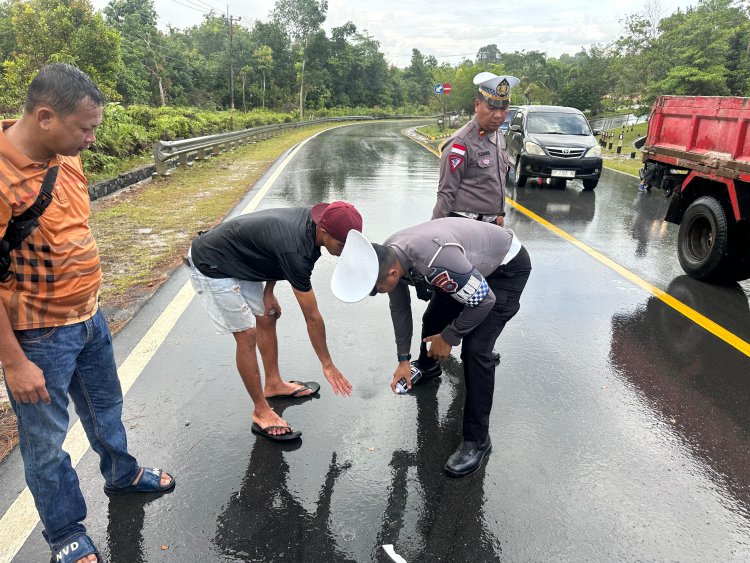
[403,130,750,359]
[0,128,330,563]
[512,201,750,357]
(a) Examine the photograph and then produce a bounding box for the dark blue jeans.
[6,307,139,550]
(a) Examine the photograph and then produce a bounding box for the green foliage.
[0,0,122,110]
[0,0,748,131]
[80,104,293,175]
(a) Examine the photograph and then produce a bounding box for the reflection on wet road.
[3,122,750,562]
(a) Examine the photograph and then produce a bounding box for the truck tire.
[515,160,527,187]
[677,196,729,280]
[582,178,598,190]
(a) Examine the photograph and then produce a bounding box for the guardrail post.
[153,141,168,176]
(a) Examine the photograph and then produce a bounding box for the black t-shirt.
[190,207,321,292]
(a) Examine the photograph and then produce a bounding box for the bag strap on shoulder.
[0,165,59,280]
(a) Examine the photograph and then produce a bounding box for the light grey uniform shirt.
[432,118,510,219]
[384,218,516,353]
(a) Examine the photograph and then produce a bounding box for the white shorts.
[186,249,265,334]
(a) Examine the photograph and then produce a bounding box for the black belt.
[449,211,498,223]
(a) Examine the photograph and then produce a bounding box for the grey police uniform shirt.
[432,117,510,219]
[384,217,516,353]
[190,206,321,292]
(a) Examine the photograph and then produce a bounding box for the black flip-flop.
[251,422,302,442]
[266,380,320,400]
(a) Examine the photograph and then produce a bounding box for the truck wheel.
[677,196,729,280]
[582,178,598,190]
[515,160,527,187]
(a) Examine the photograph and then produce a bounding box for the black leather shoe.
[444,436,492,477]
[410,360,442,383]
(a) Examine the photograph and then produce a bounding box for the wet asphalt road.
[3,121,750,562]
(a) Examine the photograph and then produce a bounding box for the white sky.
[91,0,698,67]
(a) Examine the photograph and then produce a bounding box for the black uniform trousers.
[416,246,531,442]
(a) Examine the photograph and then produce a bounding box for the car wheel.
[515,159,527,187]
[582,178,598,190]
[677,196,730,280]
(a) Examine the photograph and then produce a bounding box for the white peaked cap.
[331,229,379,303]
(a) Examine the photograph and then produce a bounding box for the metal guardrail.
[589,113,649,132]
[152,115,429,176]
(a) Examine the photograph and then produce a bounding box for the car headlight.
[524,141,545,155]
[585,145,602,158]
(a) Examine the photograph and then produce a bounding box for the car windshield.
[527,112,591,135]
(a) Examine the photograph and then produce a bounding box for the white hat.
[473,72,520,108]
[331,229,379,302]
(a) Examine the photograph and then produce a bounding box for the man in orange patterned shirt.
[0,64,174,563]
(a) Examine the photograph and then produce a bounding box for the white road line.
[0,128,329,563]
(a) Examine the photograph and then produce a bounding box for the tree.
[0,0,122,112]
[104,0,162,105]
[617,0,750,100]
[403,48,434,106]
[271,0,327,118]
[476,44,500,64]
[251,45,273,109]
[615,1,675,101]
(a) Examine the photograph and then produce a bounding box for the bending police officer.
[332,218,531,476]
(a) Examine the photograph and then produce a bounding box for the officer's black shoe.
[410,360,442,384]
[492,349,501,365]
[444,435,492,478]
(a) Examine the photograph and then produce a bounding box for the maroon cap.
[311,201,363,243]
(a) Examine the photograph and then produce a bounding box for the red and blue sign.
[434,83,452,95]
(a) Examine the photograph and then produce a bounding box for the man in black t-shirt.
[187,201,362,441]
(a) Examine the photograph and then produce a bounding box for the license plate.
[551,169,575,178]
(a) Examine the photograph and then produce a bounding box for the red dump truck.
[639,96,750,282]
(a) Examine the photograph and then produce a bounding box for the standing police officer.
[432,72,519,224]
[419,72,520,377]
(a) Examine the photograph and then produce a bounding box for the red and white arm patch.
[449,155,464,173]
[448,143,466,173]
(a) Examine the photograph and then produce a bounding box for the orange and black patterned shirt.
[0,120,101,330]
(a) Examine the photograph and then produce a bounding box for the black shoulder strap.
[0,165,59,280]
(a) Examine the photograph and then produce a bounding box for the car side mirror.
[592,129,602,135]
[510,124,522,132]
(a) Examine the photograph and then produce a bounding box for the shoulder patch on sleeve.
[449,154,464,173]
[427,266,489,307]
